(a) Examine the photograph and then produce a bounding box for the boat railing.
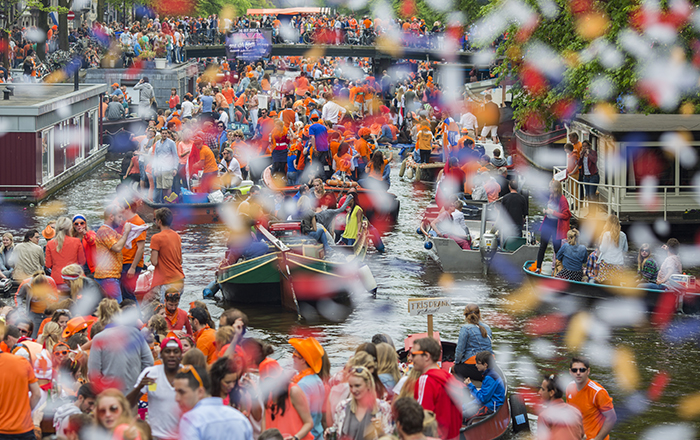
[553,166,700,221]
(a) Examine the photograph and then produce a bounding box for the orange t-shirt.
[235,93,247,107]
[222,88,236,105]
[0,354,37,435]
[355,138,371,161]
[199,146,218,174]
[45,236,86,286]
[261,78,271,91]
[94,225,123,280]
[195,326,217,364]
[334,153,352,174]
[264,383,313,440]
[295,76,309,96]
[281,109,296,127]
[367,159,388,180]
[122,214,147,268]
[150,229,185,288]
[566,380,614,440]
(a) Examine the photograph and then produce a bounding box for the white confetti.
[642,424,696,440]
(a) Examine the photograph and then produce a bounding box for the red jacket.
[415,368,463,440]
[552,195,571,239]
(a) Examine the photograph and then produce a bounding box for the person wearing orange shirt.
[189,307,217,364]
[222,81,236,121]
[332,142,354,180]
[0,343,42,439]
[294,72,310,100]
[120,199,147,302]
[150,207,185,299]
[566,357,616,440]
[569,132,582,156]
[197,142,219,193]
[537,373,584,440]
[280,102,297,128]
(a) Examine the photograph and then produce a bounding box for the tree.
[484,0,700,131]
[0,0,67,66]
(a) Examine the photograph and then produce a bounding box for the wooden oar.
[256,225,302,320]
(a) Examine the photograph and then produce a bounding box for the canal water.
[1,160,697,438]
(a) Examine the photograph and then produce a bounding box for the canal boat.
[135,183,254,225]
[262,166,401,225]
[522,260,699,312]
[421,202,538,274]
[216,222,373,319]
[396,337,529,439]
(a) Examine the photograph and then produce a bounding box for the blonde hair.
[567,228,580,246]
[349,351,376,371]
[96,298,120,326]
[215,325,236,349]
[95,389,133,430]
[54,217,72,252]
[348,366,377,413]
[550,180,563,198]
[605,215,621,246]
[398,368,421,399]
[463,304,488,338]
[0,232,14,252]
[376,343,400,383]
[148,315,168,338]
[61,264,85,299]
[38,321,62,352]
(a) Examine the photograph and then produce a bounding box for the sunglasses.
[179,365,204,389]
[18,328,30,335]
[73,221,86,226]
[292,351,303,359]
[570,368,588,373]
[352,366,367,373]
[97,404,121,415]
[166,294,181,300]
[54,350,69,356]
[55,309,71,314]
[410,350,426,356]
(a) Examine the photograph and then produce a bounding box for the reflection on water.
[1,161,698,438]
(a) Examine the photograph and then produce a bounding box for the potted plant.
[154,45,167,69]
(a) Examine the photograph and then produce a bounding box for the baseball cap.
[161,336,183,351]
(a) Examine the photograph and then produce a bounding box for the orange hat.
[269,110,277,116]
[63,316,90,339]
[112,83,120,87]
[247,72,254,78]
[289,337,324,374]
[358,127,371,137]
[259,357,282,380]
[42,224,55,240]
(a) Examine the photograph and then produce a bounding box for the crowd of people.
[0,272,615,440]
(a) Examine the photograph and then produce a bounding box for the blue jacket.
[454,322,492,364]
[558,242,587,271]
[467,368,505,411]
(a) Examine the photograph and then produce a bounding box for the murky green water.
[1,160,698,438]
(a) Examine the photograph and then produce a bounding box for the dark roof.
[575,114,700,134]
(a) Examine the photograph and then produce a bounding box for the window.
[75,115,85,161]
[679,146,700,190]
[89,110,98,154]
[626,146,674,191]
[41,128,54,183]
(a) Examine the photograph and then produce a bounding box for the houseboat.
[0,83,109,202]
[557,114,700,237]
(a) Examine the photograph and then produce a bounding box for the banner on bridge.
[225,30,273,61]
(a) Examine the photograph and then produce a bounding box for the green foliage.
[196,0,271,17]
[492,0,700,130]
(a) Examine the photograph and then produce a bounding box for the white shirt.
[134,365,182,439]
[322,100,346,124]
[218,111,229,125]
[460,112,478,130]
[219,157,242,181]
[181,100,194,118]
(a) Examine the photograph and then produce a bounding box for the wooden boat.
[135,184,253,226]
[521,260,699,312]
[216,222,373,318]
[421,202,538,274]
[399,153,445,182]
[262,167,400,225]
[396,337,529,439]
